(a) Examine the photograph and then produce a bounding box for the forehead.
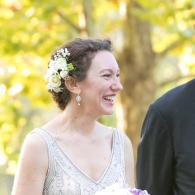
[89,51,119,73]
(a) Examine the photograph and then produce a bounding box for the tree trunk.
[118,1,156,157]
[82,0,95,36]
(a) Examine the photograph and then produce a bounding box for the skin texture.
[12,51,134,195]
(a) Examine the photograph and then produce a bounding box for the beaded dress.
[33,128,127,195]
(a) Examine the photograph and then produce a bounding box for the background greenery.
[0,0,194,194]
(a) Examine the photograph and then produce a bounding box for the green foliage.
[0,55,52,173]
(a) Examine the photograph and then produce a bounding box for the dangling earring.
[76,94,81,106]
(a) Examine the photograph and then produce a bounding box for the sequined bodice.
[33,128,126,195]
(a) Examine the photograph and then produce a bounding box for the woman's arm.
[124,134,135,188]
[11,133,48,195]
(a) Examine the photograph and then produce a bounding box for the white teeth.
[104,96,115,102]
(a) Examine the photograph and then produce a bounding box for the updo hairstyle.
[48,38,112,110]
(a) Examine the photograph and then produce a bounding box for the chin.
[97,104,114,116]
[101,109,114,115]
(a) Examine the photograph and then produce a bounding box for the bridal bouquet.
[94,183,149,195]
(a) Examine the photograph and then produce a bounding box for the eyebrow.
[99,69,120,74]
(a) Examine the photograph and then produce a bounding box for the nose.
[111,79,123,91]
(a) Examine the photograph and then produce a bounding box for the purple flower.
[130,188,150,195]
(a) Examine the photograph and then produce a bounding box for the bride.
[12,38,135,195]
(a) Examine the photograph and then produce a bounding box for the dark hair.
[48,38,112,110]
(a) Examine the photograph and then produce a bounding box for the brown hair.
[48,38,112,110]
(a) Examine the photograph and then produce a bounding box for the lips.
[103,95,115,103]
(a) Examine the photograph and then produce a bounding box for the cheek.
[87,79,107,90]
[84,85,107,102]
[80,78,110,97]
[92,82,109,93]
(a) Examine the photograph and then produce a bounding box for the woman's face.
[78,50,123,117]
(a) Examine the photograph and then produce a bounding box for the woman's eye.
[103,74,111,78]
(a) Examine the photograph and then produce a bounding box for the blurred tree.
[118,1,155,154]
[117,0,195,155]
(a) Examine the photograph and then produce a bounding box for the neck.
[58,102,99,135]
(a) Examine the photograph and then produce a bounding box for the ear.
[64,76,81,94]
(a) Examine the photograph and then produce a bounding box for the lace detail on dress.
[33,128,126,195]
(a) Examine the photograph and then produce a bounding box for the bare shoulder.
[12,131,48,195]
[19,131,48,171]
[23,131,47,153]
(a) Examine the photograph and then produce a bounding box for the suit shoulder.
[151,78,195,113]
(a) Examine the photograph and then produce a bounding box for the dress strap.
[114,129,126,182]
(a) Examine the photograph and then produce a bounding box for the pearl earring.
[76,94,81,106]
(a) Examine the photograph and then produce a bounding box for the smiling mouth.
[103,95,115,103]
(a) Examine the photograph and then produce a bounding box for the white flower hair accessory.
[45,48,74,93]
